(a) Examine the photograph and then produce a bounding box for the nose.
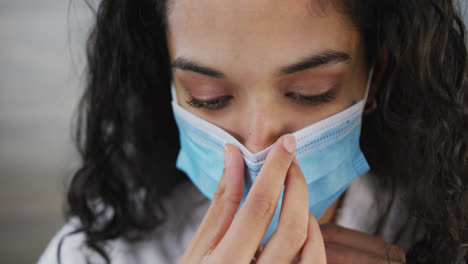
[237,100,288,154]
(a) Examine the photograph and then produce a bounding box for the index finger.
[213,134,296,262]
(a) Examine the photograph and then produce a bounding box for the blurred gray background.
[0,1,467,263]
[1,0,92,263]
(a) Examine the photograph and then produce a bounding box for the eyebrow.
[279,49,350,75]
[171,49,350,80]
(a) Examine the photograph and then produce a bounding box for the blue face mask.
[171,68,373,244]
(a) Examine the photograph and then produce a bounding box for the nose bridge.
[241,95,284,153]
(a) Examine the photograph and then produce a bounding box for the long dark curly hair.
[58,0,468,263]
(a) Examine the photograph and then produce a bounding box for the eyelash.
[186,89,337,110]
[187,96,233,110]
[286,88,337,105]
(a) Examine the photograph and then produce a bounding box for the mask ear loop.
[363,65,375,103]
[171,82,178,104]
[358,65,375,136]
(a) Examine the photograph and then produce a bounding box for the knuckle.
[201,247,223,264]
[200,252,214,264]
[281,225,307,250]
[223,194,243,208]
[376,259,390,264]
[212,178,242,208]
[389,244,406,262]
[249,195,276,219]
[212,182,227,203]
[213,190,242,209]
[398,249,406,262]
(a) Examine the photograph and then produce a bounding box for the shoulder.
[37,180,210,264]
[37,218,90,264]
[334,171,425,252]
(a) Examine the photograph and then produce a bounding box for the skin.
[167,0,405,263]
[168,0,368,153]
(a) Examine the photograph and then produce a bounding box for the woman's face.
[167,0,369,153]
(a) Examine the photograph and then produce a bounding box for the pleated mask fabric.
[171,67,373,244]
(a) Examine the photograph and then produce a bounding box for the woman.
[39,0,468,263]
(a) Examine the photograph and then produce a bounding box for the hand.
[320,223,406,264]
[179,135,327,264]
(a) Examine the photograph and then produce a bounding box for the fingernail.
[283,134,296,154]
[224,144,232,168]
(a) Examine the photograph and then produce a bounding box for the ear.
[368,45,389,102]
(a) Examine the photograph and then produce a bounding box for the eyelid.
[186,86,338,110]
[179,79,230,100]
[186,95,232,110]
[286,87,337,104]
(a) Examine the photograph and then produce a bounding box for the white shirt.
[37,171,424,264]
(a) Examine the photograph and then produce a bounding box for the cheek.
[284,88,357,130]
[338,85,362,107]
[337,70,369,107]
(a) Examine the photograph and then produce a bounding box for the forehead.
[167,0,361,82]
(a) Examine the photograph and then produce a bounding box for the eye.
[286,88,337,105]
[186,95,233,110]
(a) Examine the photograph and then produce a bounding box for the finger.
[297,212,327,263]
[256,157,309,264]
[324,242,405,264]
[214,134,296,263]
[179,144,244,263]
[320,223,406,261]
